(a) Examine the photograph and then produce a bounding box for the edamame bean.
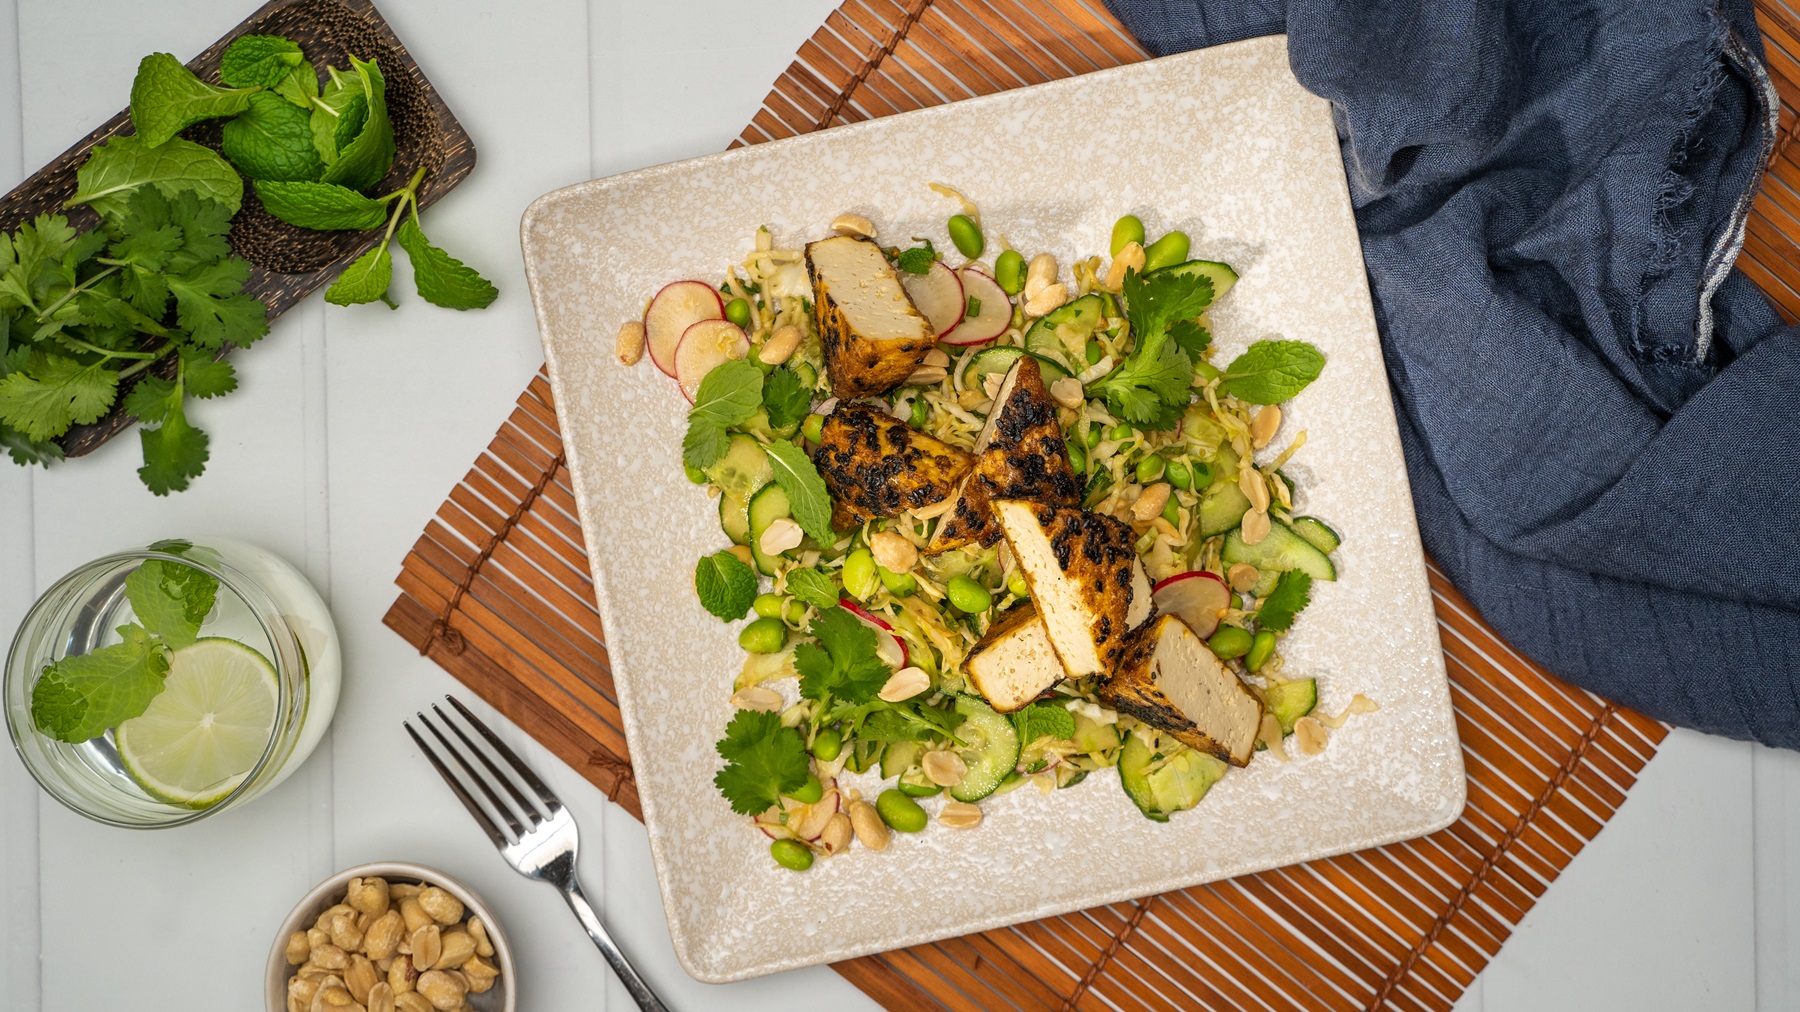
[843,548,879,601]
[739,617,788,654]
[947,214,985,258]
[1162,496,1180,526]
[811,727,843,762]
[785,774,824,804]
[1143,231,1190,273]
[909,395,930,428]
[1245,630,1277,672]
[879,566,918,597]
[684,463,707,484]
[1067,441,1086,476]
[1007,570,1030,599]
[1085,339,1104,365]
[724,297,752,328]
[1166,459,1192,490]
[1085,426,1102,449]
[876,788,929,832]
[1110,215,1146,256]
[801,413,826,444]
[1109,423,1135,442]
[785,599,807,624]
[897,771,941,798]
[770,839,813,871]
[1135,455,1165,483]
[753,593,785,619]
[1208,625,1254,660]
[946,574,993,614]
[994,249,1026,294]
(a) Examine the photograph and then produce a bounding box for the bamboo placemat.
[387,1,1800,1007]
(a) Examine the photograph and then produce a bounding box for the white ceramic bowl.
[266,861,515,1012]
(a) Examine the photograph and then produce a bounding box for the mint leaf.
[1219,340,1325,404]
[325,244,393,307]
[221,92,323,182]
[30,625,171,743]
[694,549,758,621]
[219,34,305,89]
[0,353,119,441]
[138,396,209,496]
[310,69,369,164]
[784,568,839,611]
[255,180,388,230]
[713,710,810,815]
[129,53,257,148]
[760,365,811,429]
[271,63,320,109]
[764,439,835,547]
[1255,569,1312,632]
[795,605,891,705]
[319,57,394,192]
[68,136,245,218]
[126,559,217,648]
[1012,701,1075,743]
[396,218,499,310]
[682,359,762,470]
[167,258,268,349]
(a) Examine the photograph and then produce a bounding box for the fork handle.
[561,879,671,1011]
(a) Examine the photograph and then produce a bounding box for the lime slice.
[115,637,279,809]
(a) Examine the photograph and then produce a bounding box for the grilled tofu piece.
[964,602,1063,712]
[1101,614,1263,766]
[993,500,1154,679]
[928,357,1080,554]
[806,235,937,397]
[813,403,975,529]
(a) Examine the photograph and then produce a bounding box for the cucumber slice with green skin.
[1264,678,1318,735]
[748,484,793,576]
[1291,517,1341,554]
[1070,712,1121,754]
[720,489,753,546]
[1198,482,1252,537]
[959,347,1070,391]
[897,769,942,797]
[949,695,1022,802]
[1118,728,1228,821]
[1221,520,1337,582]
[1148,259,1238,306]
[1023,294,1105,359]
[881,740,923,780]
[704,433,774,498]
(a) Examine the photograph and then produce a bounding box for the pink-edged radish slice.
[1151,570,1233,639]
[673,319,749,402]
[899,260,965,335]
[839,598,909,668]
[939,266,1011,346]
[644,280,724,377]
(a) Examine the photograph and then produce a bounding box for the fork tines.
[404,696,565,848]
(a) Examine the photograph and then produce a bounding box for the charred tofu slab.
[964,602,1064,712]
[993,501,1153,678]
[806,235,937,397]
[813,403,975,529]
[1102,614,1263,766]
[928,357,1081,553]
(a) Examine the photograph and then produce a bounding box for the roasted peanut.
[820,812,853,855]
[363,911,405,961]
[869,530,918,573]
[1240,508,1271,545]
[311,944,350,971]
[345,956,378,1005]
[1103,241,1146,290]
[1132,482,1171,522]
[387,883,421,901]
[410,925,442,971]
[436,930,476,970]
[615,320,646,366]
[394,994,434,1012]
[466,917,494,958]
[415,970,467,1011]
[1239,468,1270,513]
[1048,377,1085,409]
[1022,282,1068,318]
[1024,253,1058,300]
[308,926,332,950]
[1227,562,1260,592]
[761,324,802,365]
[849,800,890,851]
[366,982,396,1012]
[416,887,464,926]
[290,974,323,1007]
[315,983,358,1008]
[387,955,417,995]
[462,956,499,995]
[286,930,312,966]
[939,801,983,829]
[347,877,391,920]
[921,750,967,787]
[329,910,364,951]
[831,213,876,238]
[878,665,930,702]
[1250,404,1281,449]
[399,898,432,934]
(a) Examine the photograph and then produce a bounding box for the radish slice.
[1152,570,1232,639]
[899,260,965,335]
[674,320,749,401]
[644,280,724,377]
[939,267,1011,346]
[839,598,909,668]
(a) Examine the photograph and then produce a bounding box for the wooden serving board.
[387,0,1800,1007]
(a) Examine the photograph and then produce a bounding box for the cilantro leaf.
[167,258,269,349]
[795,605,891,705]
[122,374,178,425]
[760,365,811,430]
[67,136,245,219]
[325,244,394,307]
[138,395,208,496]
[254,180,388,230]
[894,239,936,275]
[1219,340,1325,404]
[1088,268,1216,430]
[319,57,395,192]
[783,568,840,611]
[713,710,811,815]
[764,439,835,547]
[1012,701,1076,744]
[219,34,306,89]
[396,218,499,310]
[125,559,218,648]
[1256,570,1313,632]
[681,359,762,470]
[179,347,237,399]
[0,424,63,467]
[30,625,170,743]
[128,53,257,148]
[221,92,324,182]
[859,698,965,742]
[694,549,758,621]
[0,353,119,441]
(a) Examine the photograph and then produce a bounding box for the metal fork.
[405,696,670,1012]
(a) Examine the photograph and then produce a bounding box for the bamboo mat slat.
[382,0,1800,1005]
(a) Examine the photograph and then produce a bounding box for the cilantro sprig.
[795,605,892,705]
[713,710,811,815]
[1255,570,1312,632]
[1088,268,1215,430]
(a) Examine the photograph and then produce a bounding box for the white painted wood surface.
[0,2,1792,1009]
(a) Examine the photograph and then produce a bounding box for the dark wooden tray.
[0,0,476,458]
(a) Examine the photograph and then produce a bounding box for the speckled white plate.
[520,35,1465,984]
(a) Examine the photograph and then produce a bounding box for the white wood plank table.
[0,2,1794,1009]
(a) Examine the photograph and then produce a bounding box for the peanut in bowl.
[265,862,515,1012]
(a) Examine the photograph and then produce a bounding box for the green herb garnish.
[681,359,763,470]
[1255,570,1312,632]
[712,710,811,815]
[763,439,835,547]
[783,568,840,611]
[1011,701,1075,744]
[1087,267,1214,429]
[694,549,758,621]
[795,605,891,705]
[1218,340,1325,405]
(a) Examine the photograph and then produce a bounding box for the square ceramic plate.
[520,34,1465,984]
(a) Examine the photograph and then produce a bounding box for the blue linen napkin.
[1102,0,1800,747]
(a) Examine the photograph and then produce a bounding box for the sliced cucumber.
[720,489,753,546]
[1023,293,1105,358]
[950,695,1021,802]
[1070,712,1121,755]
[747,484,793,576]
[959,347,1070,391]
[705,434,773,498]
[742,408,801,442]
[1264,678,1318,736]
[1291,517,1341,554]
[881,740,923,780]
[1198,482,1252,538]
[1148,259,1238,306]
[1118,728,1228,822]
[1221,520,1336,582]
